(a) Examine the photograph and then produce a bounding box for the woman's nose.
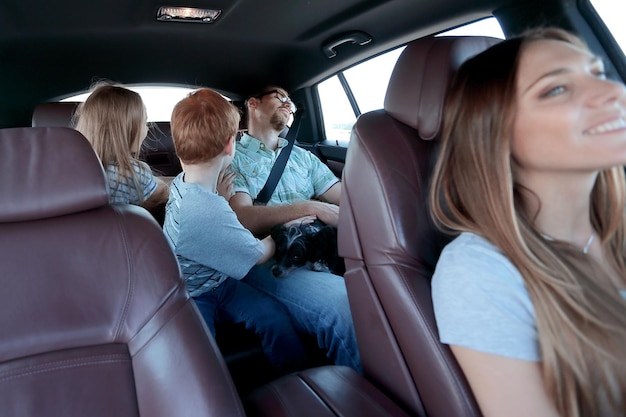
[589,77,626,107]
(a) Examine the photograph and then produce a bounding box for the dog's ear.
[316,225,337,243]
[270,224,286,240]
[316,226,344,275]
[303,233,324,260]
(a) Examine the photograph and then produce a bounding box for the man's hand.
[230,192,339,237]
[305,200,339,226]
[285,215,317,227]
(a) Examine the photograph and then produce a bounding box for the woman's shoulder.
[440,232,511,265]
[432,232,539,361]
[434,232,526,293]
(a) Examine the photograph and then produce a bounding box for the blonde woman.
[75,83,169,208]
[430,28,626,417]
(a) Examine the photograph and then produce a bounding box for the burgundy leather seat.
[31,101,80,127]
[140,121,182,177]
[0,127,247,416]
[0,126,411,417]
[31,102,181,178]
[338,36,500,417]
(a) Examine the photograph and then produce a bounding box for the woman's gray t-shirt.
[431,232,540,361]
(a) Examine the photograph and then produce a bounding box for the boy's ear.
[224,134,236,156]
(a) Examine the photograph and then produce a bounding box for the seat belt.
[254,115,301,205]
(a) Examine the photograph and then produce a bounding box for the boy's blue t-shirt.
[163,173,265,296]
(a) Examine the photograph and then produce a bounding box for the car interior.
[0,126,409,417]
[1,0,625,416]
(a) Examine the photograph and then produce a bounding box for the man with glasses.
[228,86,361,373]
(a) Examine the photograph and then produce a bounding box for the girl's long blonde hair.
[430,28,626,417]
[75,82,148,202]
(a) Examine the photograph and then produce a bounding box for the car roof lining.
[0,0,558,127]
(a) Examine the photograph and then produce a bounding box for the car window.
[62,86,196,122]
[317,17,505,143]
[588,0,626,55]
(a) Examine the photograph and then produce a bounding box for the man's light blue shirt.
[232,133,339,205]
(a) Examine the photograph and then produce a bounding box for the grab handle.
[322,31,373,58]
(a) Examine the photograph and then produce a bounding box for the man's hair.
[171,88,240,164]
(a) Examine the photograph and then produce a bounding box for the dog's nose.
[271,265,283,277]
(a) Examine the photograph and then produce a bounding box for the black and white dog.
[270,219,345,278]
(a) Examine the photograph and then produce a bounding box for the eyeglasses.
[254,89,297,114]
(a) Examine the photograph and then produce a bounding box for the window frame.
[314,16,505,144]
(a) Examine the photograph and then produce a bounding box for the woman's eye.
[542,85,566,98]
[593,70,607,79]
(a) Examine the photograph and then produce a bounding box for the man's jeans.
[243,260,363,373]
[193,278,309,373]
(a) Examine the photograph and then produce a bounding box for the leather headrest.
[384,36,501,140]
[0,127,108,222]
[31,101,80,127]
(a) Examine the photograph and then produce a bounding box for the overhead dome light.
[156,6,221,23]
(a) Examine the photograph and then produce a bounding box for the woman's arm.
[450,345,560,417]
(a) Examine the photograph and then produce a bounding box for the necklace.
[541,232,595,254]
[582,233,595,254]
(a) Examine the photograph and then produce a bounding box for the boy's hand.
[217,167,236,200]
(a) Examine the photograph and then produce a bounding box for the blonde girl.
[75,83,169,207]
[430,28,626,417]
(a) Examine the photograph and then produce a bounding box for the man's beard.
[270,110,288,132]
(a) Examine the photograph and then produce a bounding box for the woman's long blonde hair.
[430,28,626,417]
[75,82,148,202]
